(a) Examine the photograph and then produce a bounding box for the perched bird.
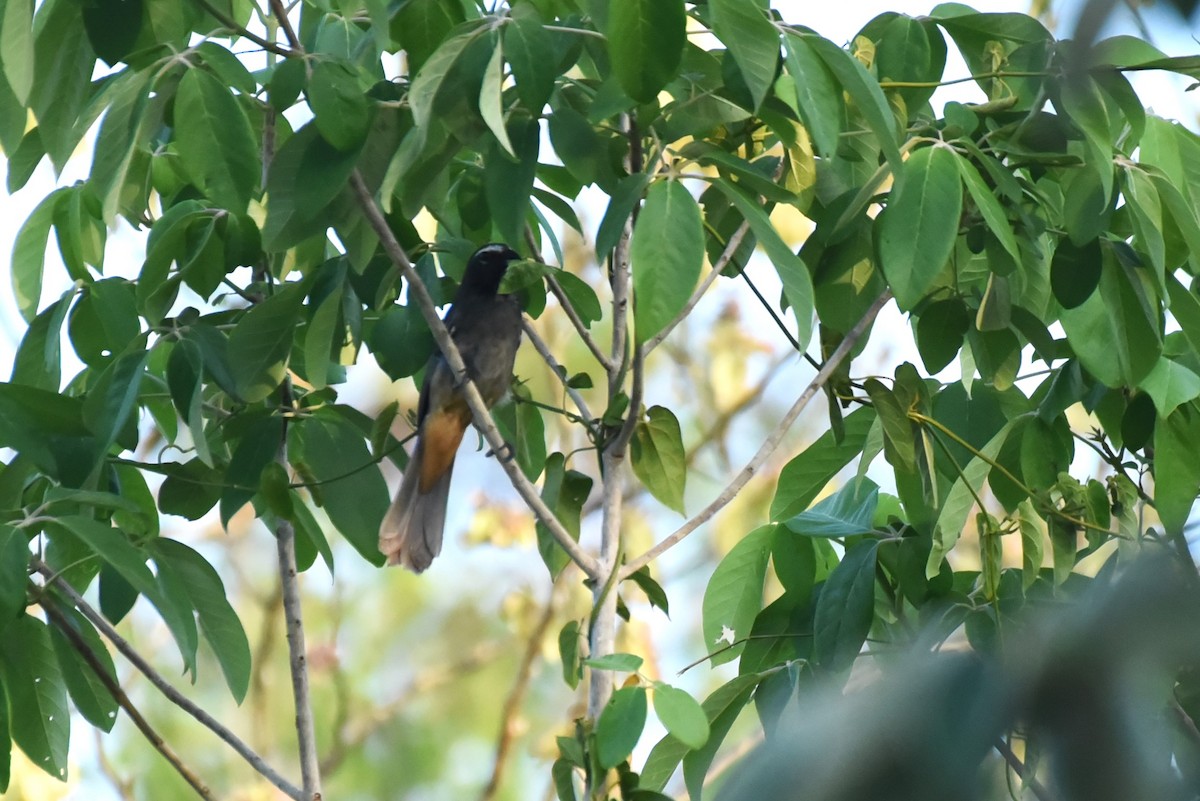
[379,243,523,572]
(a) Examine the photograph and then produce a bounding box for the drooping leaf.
[595,685,647,768]
[1154,402,1200,534]
[0,616,70,779]
[701,525,773,666]
[813,540,879,673]
[878,144,963,310]
[308,60,372,152]
[631,406,687,514]
[632,180,703,345]
[46,605,118,732]
[710,0,778,110]
[227,282,305,403]
[653,683,710,750]
[606,0,685,102]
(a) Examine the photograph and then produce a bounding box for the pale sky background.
[1,1,1198,798]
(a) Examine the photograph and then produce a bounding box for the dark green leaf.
[308,60,371,152]
[782,33,841,158]
[1050,237,1102,309]
[916,297,970,374]
[82,0,143,65]
[11,188,67,322]
[0,615,69,779]
[262,123,360,251]
[227,282,305,402]
[1154,402,1200,534]
[813,540,879,672]
[558,619,582,689]
[152,540,251,703]
[174,67,260,210]
[535,453,592,578]
[504,3,555,112]
[47,605,118,732]
[596,173,650,259]
[606,0,685,103]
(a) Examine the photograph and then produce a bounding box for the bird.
[378,243,524,572]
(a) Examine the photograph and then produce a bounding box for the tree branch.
[620,291,890,578]
[993,736,1057,801]
[42,601,216,801]
[267,0,302,50]
[33,560,305,801]
[348,171,600,579]
[276,518,323,800]
[191,0,296,57]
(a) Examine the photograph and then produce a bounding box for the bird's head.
[459,243,521,297]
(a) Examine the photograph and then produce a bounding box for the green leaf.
[710,0,777,110]
[864,378,916,473]
[606,0,685,103]
[804,33,902,169]
[782,33,842,158]
[1056,73,1114,208]
[227,282,305,402]
[408,24,490,131]
[1122,166,1166,287]
[595,685,647,769]
[1139,356,1200,418]
[54,516,197,675]
[151,540,251,703]
[632,180,704,345]
[288,410,389,565]
[390,0,465,75]
[304,283,344,391]
[955,153,1020,266]
[915,298,970,374]
[771,406,877,520]
[813,540,879,673]
[308,60,371,152]
[712,179,815,351]
[370,303,435,380]
[878,144,963,310]
[504,3,555,112]
[195,41,256,94]
[641,673,761,792]
[1154,402,1200,534]
[584,653,644,672]
[2,0,35,104]
[535,453,592,579]
[0,616,69,779]
[701,525,773,666]
[1050,237,1102,310]
[0,526,28,634]
[558,619,582,689]
[1059,253,1161,388]
[784,478,879,537]
[11,188,67,323]
[485,117,540,246]
[553,271,602,328]
[493,387,547,482]
[596,173,650,259]
[82,0,143,66]
[1017,499,1044,589]
[479,41,514,156]
[47,605,118,732]
[82,347,150,463]
[631,406,686,514]
[653,684,709,750]
[11,292,71,391]
[927,418,1018,577]
[88,68,151,223]
[262,123,360,251]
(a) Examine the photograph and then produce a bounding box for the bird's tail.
[378,439,454,572]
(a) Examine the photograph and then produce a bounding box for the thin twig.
[522,319,596,424]
[192,0,296,56]
[993,736,1057,801]
[349,171,599,579]
[620,291,891,578]
[477,589,559,801]
[42,599,216,800]
[643,220,751,353]
[268,0,302,50]
[33,559,306,801]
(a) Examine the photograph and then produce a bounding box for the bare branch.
[349,171,600,579]
[276,518,322,800]
[267,0,302,50]
[993,736,1057,801]
[522,319,596,424]
[43,600,216,801]
[478,589,559,801]
[192,0,296,57]
[33,560,306,801]
[620,291,890,578]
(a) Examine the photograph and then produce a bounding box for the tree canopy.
[2,0,1200,799]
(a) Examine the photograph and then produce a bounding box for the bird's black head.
[458,243,521,298]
